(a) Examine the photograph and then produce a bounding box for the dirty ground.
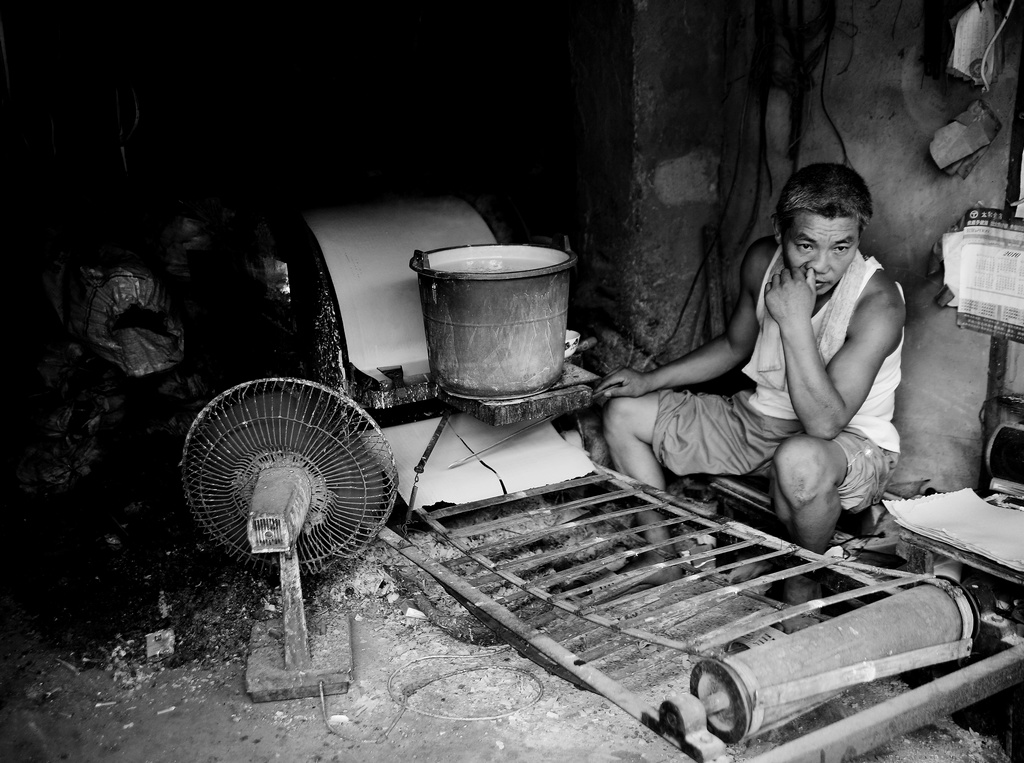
[0,474,1014,763]
[0,369,1014,763]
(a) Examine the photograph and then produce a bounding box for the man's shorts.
[651,389,898,512]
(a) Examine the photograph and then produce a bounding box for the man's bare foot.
[783,573,821,604]
[721,557,775,584]
[777,574,823,633]
[595,552,684,600]
[625,559,685,589]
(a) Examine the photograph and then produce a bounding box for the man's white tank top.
[744,256,903,453]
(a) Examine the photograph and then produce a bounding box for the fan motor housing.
[248,466,313,553]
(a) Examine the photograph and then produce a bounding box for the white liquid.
[426,246,568,274]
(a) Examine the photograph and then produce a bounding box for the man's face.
[776,211,861,296]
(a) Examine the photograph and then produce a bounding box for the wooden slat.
[421,473,923,659]
[685,575,935,653]
[377,527,730,762]
[424,473,612,520]
[754,640,973,707]
[743,644,1024,763]
[898,530,1024,587]
[446,493,670,538]
[382,463,1000,763]
[480,531,739,603]
[440,496,691,562]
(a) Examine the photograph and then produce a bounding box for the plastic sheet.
[45,245,185,377]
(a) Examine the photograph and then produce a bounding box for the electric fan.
[181,377,399,701]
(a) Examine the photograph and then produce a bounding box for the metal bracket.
[404,410,451,525]
[657,693,729,762]
[755,638,974,707]
[378,365,406,388]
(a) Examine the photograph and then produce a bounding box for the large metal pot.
[410,244,576,399]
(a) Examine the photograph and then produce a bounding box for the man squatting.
[595,163,905,615]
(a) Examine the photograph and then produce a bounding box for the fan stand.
[243,467,353,702]
[181,377,398,703]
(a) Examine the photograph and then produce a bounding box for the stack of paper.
[940,210,1024,342]
[884,489,1024,573]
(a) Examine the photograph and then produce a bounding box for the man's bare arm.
[782,271,905,438]
[595,237,774,398]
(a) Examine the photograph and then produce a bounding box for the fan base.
[245,618,352,702]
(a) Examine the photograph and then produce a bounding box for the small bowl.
[564,330,581,359]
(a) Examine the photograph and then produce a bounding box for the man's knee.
[772,435,844,504]
[601,398,623,443]
[602,396,647,440]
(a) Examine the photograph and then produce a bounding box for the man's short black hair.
[775,163,873,235]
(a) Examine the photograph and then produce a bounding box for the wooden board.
[436,363,600,426]
[351,362,600,426]
[898,529,1024,587]
[379,466,968,759]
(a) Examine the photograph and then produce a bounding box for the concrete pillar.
[571,1,728,374]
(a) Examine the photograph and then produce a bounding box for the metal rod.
[426,473,613,520]
[280,549,312,671]
[744,643,1024,763]
[405,410,451,523]
[347,613,357,683]
[447,415,557,469]
[754,639,974,707]
[418,410,452,472]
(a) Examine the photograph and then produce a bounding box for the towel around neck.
[743,246,871,390]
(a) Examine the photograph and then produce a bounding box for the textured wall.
[571,1,728,374]
[572,0,1022,492]
[570,0,637,368]
[717,2,1022,492]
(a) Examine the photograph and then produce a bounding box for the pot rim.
[410,243,577,281]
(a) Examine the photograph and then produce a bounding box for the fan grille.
[181,377,398,569]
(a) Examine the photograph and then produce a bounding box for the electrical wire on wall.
[737,0,853,239]
[981,0,1016,92]
[655,0,856,362]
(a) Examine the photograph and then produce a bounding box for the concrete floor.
[1,559,1015,763]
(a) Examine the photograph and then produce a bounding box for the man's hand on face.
[765,265,816,329]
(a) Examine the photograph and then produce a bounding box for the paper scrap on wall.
[928,100,1001,179]
[1017,146,1024,220]
[953,209,1024,343]
[947,0,1004,87]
